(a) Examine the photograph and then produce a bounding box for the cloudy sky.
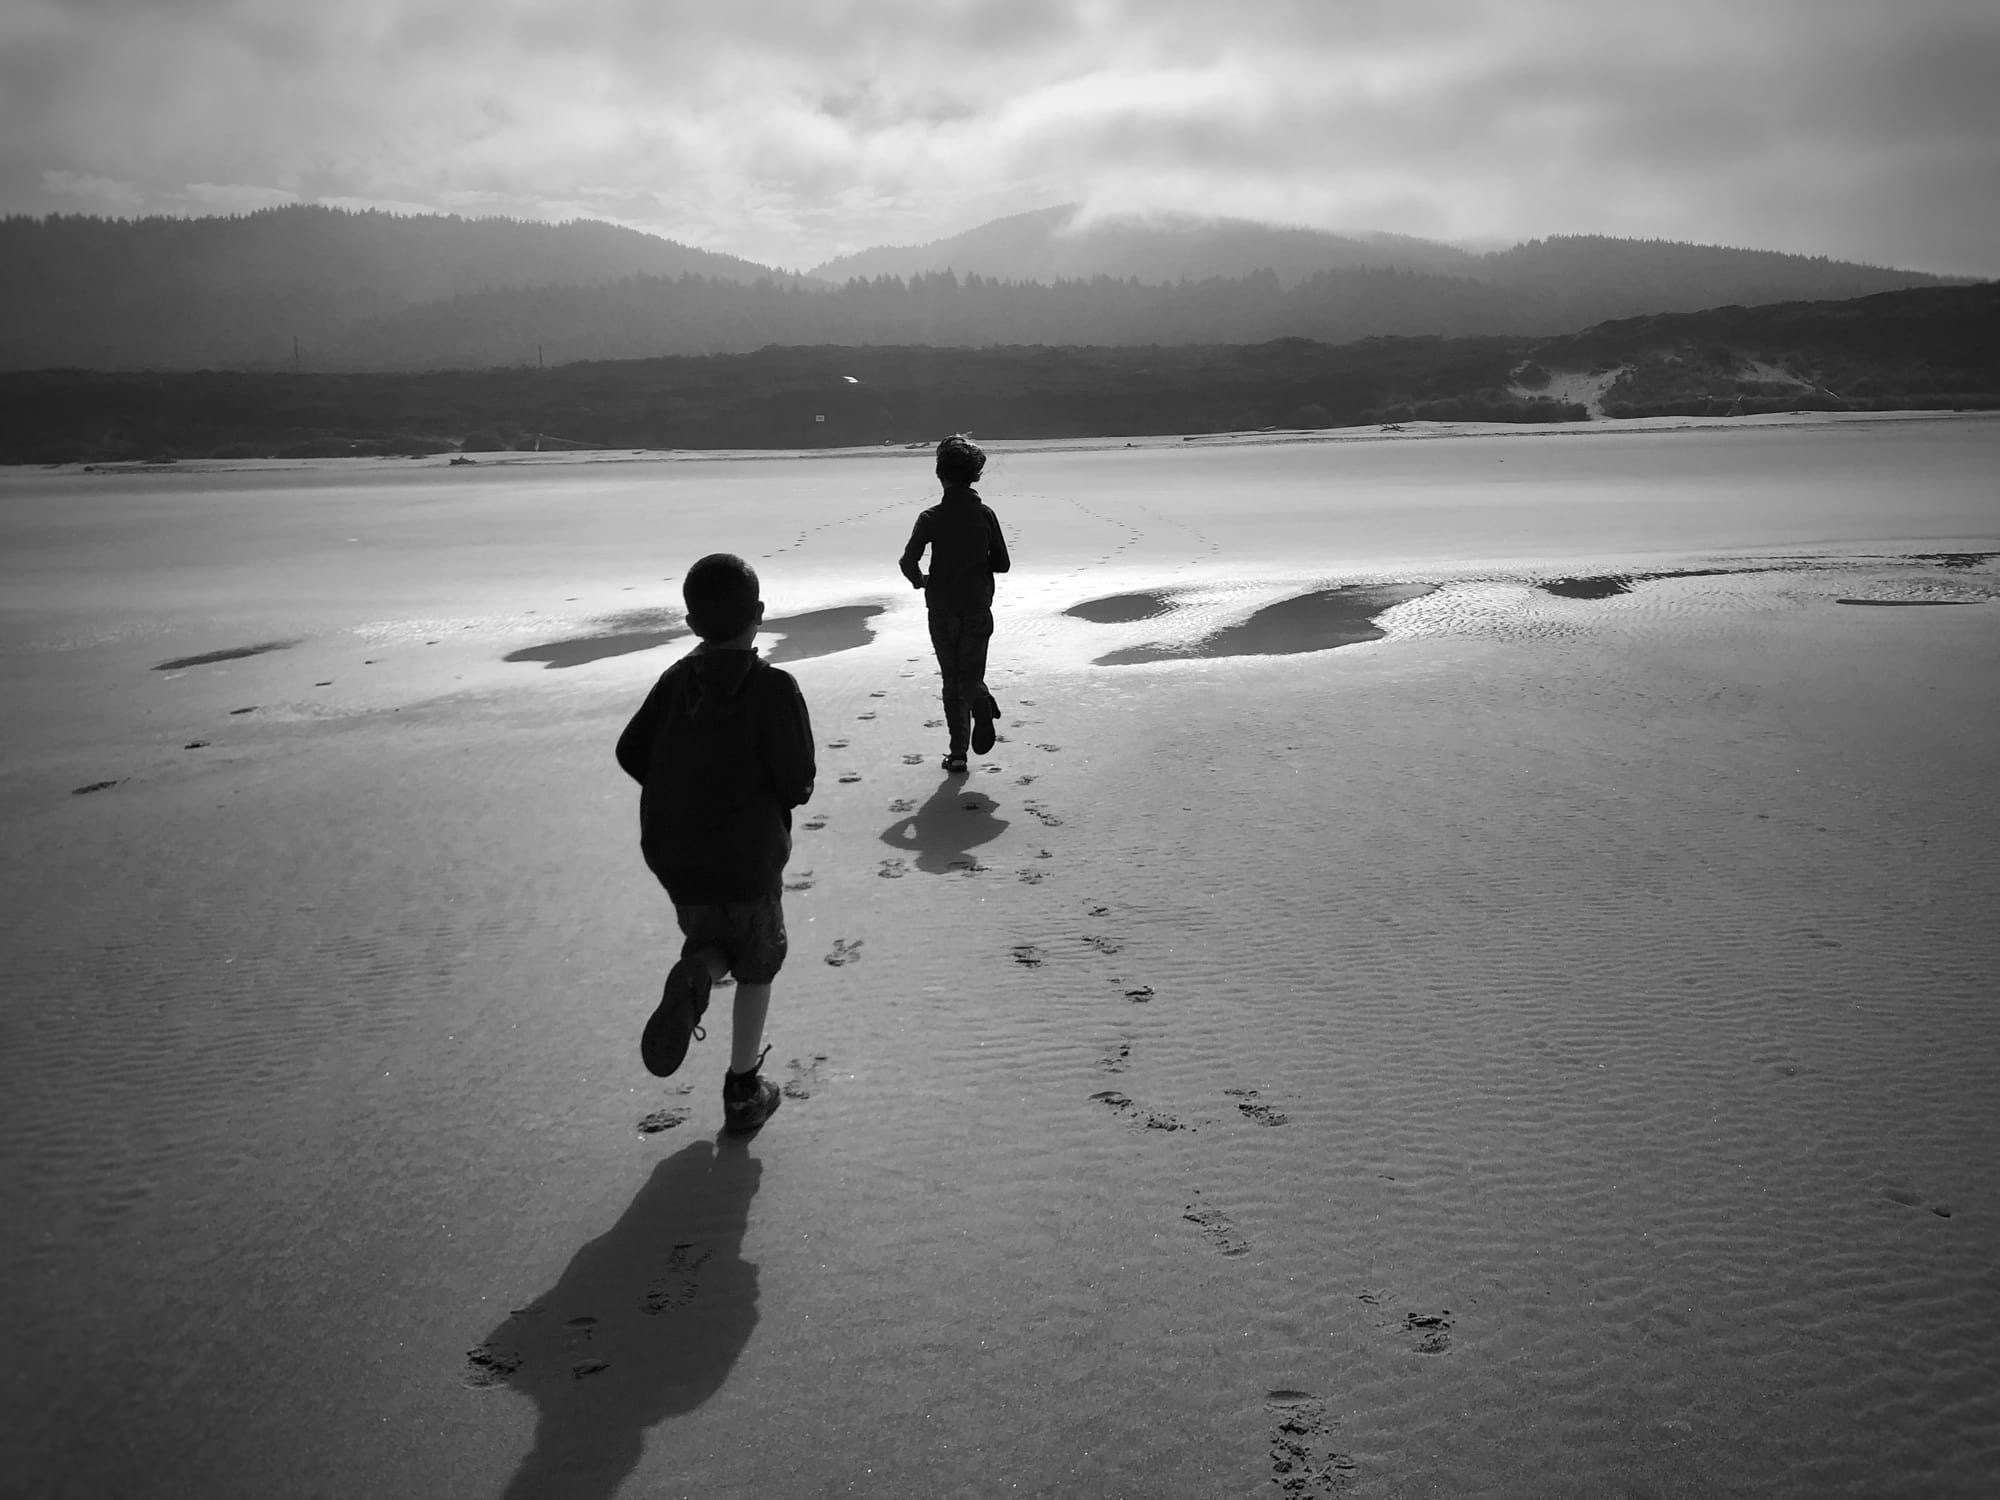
[4,0,1996,275]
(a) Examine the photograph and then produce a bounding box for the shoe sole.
[970,696,998,755]
[641,955,711,1077]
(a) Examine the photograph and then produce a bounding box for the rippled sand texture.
[3,414,1998,1499]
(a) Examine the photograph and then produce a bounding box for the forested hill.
[808,205,1482,283]
[7,283,1993,465]
[0,206,794,370]
[0,206,1966,373]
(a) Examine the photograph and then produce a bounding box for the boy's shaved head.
[935,434,986,485]
[683,553,762,641]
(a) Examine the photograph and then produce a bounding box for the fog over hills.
[0,205,1966,373]
[808,205,1483,285]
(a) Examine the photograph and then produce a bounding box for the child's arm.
[898,514,931,590]
[764,673,817,809]
[985,507,1012,575]
[614,678,668,783]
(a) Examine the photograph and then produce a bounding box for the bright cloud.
[1,0,1995,274]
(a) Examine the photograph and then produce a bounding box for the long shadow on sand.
[472,1138,761,1500]
[879,777,1011,874]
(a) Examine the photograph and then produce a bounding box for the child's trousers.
[926,606,993,757]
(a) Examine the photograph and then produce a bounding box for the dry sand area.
[4,412,1999,1498]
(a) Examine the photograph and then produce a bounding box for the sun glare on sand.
[3,413,1998,1498]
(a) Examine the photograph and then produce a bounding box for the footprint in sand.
[1226,1088,1290,1127]
[868,690,886,698]
[924,718,944,728]
[784,1055,828,1099]
[636,1107,690,1134]
[878,858,907,879]
[228,706,257,716]
[462,1343,523,1388]
[824,938,863,966]
[1099,1042,1132,1074]
[642,1242,713,1314]
[1265,1390,1358,1497]
[1881,1186,1953,1217]
[888,797,916,813]
[1011,943,1046,968]
[1091,1089,1188,1131]
[1082,933,1122,955]
[902,754,926,766]
[803,815,827,830]
[1123,984,1155,1002]
[1036,743,1062,753]
[183,740,210,749]
[1182,1195,1247,1254]
[839,773,862,784]
[856,711,876,721]
[1087,904,1109,916]
[71,779,126,795]
[1403,1311,1454,1355]
[1018,869,1047,884]
[826,738,851,749]
[783,871,814,892]
[1025,802,1064,826]
[1016,774,1037,786]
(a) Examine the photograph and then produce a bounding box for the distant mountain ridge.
[808,205,1482,284]
[0,205,793,370]
[0,205,1968,372]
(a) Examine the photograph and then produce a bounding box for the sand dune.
[3,416,1998,1498]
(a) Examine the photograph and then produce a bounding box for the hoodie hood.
[681,645,761,720]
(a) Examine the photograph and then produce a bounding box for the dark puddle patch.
[1911,552,1998,569]
[1095,584,1433,666]
[1836,598,1974,607]
[1541,575,1633,600]
[1539,567,1743,600]
[762,604,884,664]
[1065,591,1176,624]
[154,640,299,670]
[505,608,688,669]
[505,603,885,669]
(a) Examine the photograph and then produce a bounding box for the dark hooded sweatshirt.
[615,646,816,905]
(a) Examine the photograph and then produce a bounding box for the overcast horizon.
[4,0,1997,279]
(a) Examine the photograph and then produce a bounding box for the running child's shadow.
[878,776,1012,874]
[475,1137,762,1500]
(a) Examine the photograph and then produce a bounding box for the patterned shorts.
[673,893,788,984]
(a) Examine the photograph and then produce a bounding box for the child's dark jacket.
[615,646,815,905]
[899,485,1010,611]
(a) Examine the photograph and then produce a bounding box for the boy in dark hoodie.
[899,434,1011,774]
[615,554,815,1133]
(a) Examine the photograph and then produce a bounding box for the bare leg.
[730,982,773,1074]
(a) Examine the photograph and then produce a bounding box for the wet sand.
[3,413,1999,1499]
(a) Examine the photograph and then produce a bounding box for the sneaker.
[970,693,999,756]
[722,1075,782,1133]
[942,753,968,774]
[640,953,711,1077]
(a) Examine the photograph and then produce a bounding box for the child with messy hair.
[615,553,815,1133]
[899,434,1011,774]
